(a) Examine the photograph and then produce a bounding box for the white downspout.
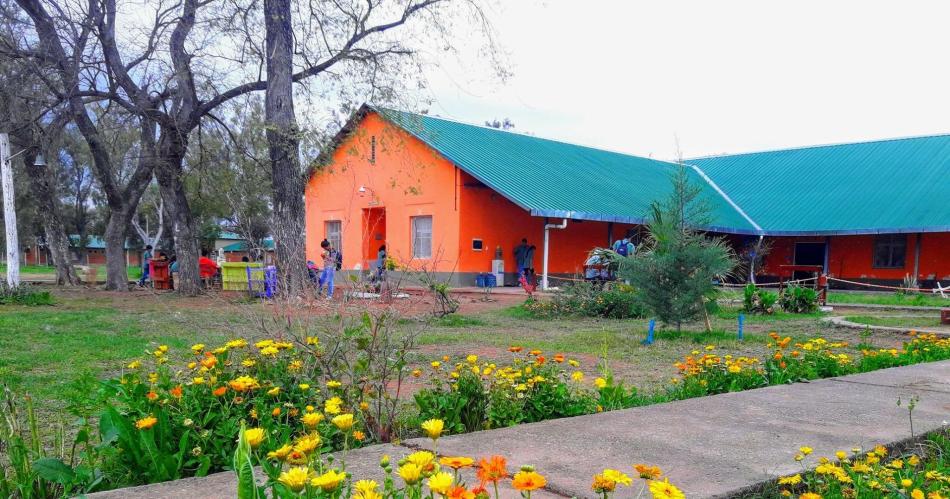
[542,218,568,290]
[750,235,764,284]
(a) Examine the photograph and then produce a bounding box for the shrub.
[414,349,597,431]
[520,282,646,320]
[779,285,819,313]
[742,283,777,314]
[0,284,53,306]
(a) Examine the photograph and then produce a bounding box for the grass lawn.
[844,314,944,328]
[0,288,922,433]
[827,291,948,307]
[0,264,143,279]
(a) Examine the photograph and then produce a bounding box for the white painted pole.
[0,133,20,288]
[541,218,568,290]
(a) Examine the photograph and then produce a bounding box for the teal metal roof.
[69,235,134,249]
[688,134,950,235]
[222,239,274,252]
[372,107,758,234]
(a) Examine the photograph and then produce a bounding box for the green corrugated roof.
[222,239,274,252]
[372,107,758,234]
[69,235,134,249]
[688,134,950,235]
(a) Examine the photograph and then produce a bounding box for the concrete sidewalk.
[89,361,950,499]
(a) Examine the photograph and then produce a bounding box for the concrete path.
[89,361,950,499]
[824,315,950,336]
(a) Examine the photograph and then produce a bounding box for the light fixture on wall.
[358,185,367,196]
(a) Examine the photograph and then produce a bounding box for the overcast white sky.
[418,0,950,160]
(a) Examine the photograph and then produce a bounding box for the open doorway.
[362,207,386,270]
[793,242,826,280]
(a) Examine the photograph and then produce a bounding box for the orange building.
[306,106,950,289]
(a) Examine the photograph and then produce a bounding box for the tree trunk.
[155,130,201,296]
[265,0,308,295]
[22,149,80,285]
[103,209,132,290]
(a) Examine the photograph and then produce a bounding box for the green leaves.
[32,458,76,485]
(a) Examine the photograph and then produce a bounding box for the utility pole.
[0,133,20,288]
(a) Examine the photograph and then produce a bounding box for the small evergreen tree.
[620,166,736,331]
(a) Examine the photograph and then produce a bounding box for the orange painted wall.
[305,112,460,271]
[762,234,949,281]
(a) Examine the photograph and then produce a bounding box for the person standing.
[138,244,153,287]
[318,239,336,299]
[514,238,529,276]
[523,244,536,285]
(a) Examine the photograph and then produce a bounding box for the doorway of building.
[793,242,826,281]
[362,207,386,270]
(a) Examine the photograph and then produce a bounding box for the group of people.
[137,244,221,288]
[514,238,537,285]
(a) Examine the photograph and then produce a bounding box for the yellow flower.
[466,354,478,364]
[191,343,205,353]
[266,386,280,396]
[288,360,303,372]
[306,336,319,345]
[800,494,821,499]
[243,428,266,449]
[421,419,444,440]
[911,490,925,499]
[427,472,454,495]
[902,478,913,488]
[835,451,847,461]
[777,474,801,485]
[799,446,813,456]
[512,471,547,491]
[439,456,475,469]
[192,377,205,385]
[398,462,422,484]
[226,339,248,349]
[406,451,435,470]
[594,377,607,389]
[302,412,324,428]
[326,380,342,389]
[242,359,256,368]
[568,359,580,367]
[431,361,442,369]
[298,383,310,391]
[127,360,141,369]
[278,466,312,492]
[354,479,379,496]
[601,469,632,486]
[324,396,343,415]
[332,413,355,432]
[648,479,686,499]
[728,365,742,374]
[266,444,293,461]
[135,416,158,430]
[293,433,322,454]
[310,469,346,491]
[228,376,260,392]
[571,371,585,382]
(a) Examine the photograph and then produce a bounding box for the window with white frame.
[325,221,342,253]
[411,216,432,259]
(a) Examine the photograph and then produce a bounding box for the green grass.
[0,264,144,280]
[715,307,826,322]
[844,315,943,328]
[431,313,488,327]
[827,291,949,308]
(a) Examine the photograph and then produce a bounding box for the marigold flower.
[360,401,370,411]
[298,383,310,391]
[800,493,821,499]
[353,430,366,442]
[326,380,342,388]
[228,376,260,392]
[601,469,631,486]
[127,360,141,369]
[512,470,546,491]
[302,411,324,428]
[354,479,379,496]
[286,450,308,465]
[293,433,321,454]
[466,354,478,364]
[287,360,302,372]
[633,464,662,479]
[212,386,227,397]
[902,478,913,488]
[278,466,311,492]
[146,391,158,401]
[440,456,475,469]
[777,474,801,485]
[169,385,183,399]
[592,474,616,493]
[412,369,423,377]
[911,490,925,499]
[799,446,813,456]
[648,479,685,499]
[421,418,444,440]
[553,354,565,363]
[267,444,293,461]
[428,471,454,495]
[243,427,266,448]
[135,416,158,430]
[399,462,423,484]
[332,413,355,431]
[311,469,346,491]
[324,396,343,415]
[508,346,523,353]
[272,407,281,417]
[594,377,607,389]
[200,353,217,369]
[446,485,475,499]
[226,339,248,349]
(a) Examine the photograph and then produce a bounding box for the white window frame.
[325,220,342,253]
[411,216,432,259]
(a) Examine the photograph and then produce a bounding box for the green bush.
[520,281,646,319]
[0,284,53,306]
[742,283,777,314]
[779,285,819,313]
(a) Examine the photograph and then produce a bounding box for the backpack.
[334,250,343,271]
[616,240,629,257]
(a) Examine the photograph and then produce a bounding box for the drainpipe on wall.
[541,218,568,290]
[913,233,922,283]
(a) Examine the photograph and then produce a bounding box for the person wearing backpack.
[318,239,337,299]
[613,236,634,257]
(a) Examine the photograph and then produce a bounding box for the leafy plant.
[0,284,53,306]
[779,285,819,313]
[742,283,777,314]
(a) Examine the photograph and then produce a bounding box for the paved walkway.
[90,361,950,499]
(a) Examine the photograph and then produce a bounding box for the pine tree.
[620,166,736,331]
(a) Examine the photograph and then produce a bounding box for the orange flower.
[773,352,783,361]
[553,354,565,363]
[353,431,366,442]
[535,356,546,365]
[169,385,183,399]
[446,485,475,499]
[476,455,508,484]
[272,407,281,417]
[200,352,217,369]
[146,391,158,401]
[529,349,542,356]
[512,471,546,491]
[508,346,523,353]
[135,415,158,430]
[633,464,662,479]
[212,386,227,397]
